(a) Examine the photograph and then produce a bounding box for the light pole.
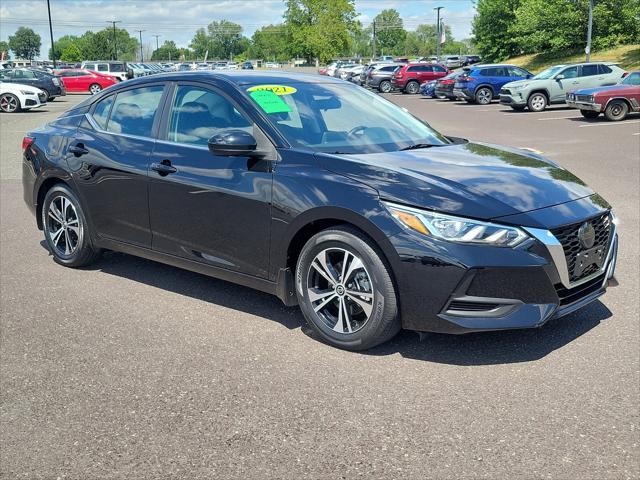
[46,0,56,68]
[434,6,443,60]
[107,20,121,60]
[585,0,594,62]
[136,29,145,62]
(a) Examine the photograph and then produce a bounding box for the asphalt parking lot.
[1,93,639,479]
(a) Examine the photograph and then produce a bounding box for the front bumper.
[499,92,526,106]
[388,208,618,334]
[566,99,602,112]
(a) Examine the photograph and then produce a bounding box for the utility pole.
[585,0,594,62]
[46,0,56,68]
[372,20,376,60]
[107,21,121,60]
[136,29,145,62]
[153,35,161,58]
[434,6,443,60]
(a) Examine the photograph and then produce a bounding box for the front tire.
[89,83,102,94]
[40,89,51,102]
[42,184,101,267]
[295,227,400,351]
[0,93,21,113]
[527,92,547,112]
[604,100,629,121]
[580,109,600,119]
[378,80,392,93]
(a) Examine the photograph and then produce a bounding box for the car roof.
[108,70,347,87]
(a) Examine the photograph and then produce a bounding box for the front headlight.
[510,83,528,90]
[20,90,35,95]
[384,201,529,247]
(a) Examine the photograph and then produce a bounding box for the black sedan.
[22,71,618,350]
[0,68,66,101]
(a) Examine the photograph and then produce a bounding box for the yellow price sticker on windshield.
[247,85,297,95]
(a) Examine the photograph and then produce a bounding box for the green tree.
[49,35,80,61]
[189,28,209,59]
[77,28,138,60]
[8,27,41,60]
[349,22,372,58]
[284,0,358,63]
[372,9,406,55]
[0,40,10,59]
[472,0,522,62]
[151,40,180,61]
[248,24,290,61]
[60,43,82,63]
[208,20,245,59]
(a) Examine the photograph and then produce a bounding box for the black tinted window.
[168,85,253,146]
[433,65,447,73]
[581,64,599,76]
[107,85,164,137]
[380,66,397,72]
[480,68,500,76]
[598,64,612,74]
[92,95,114,130]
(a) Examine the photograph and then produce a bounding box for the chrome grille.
[551,213,612,283]
[576,94,594,103]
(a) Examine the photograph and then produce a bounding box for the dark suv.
[0,68,66,101]
[22,72,618,351]
[391,63,450,94]
[365,64,401,93]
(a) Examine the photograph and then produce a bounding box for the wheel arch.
[528,88,550,102]
[604,96,633,111]
[474,83,495,96]
[35,176,73,230]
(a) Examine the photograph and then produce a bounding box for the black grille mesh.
[551,213,612,283]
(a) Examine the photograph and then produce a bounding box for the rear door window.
[107,85,165,137]
[581,64,599,77]
[97,64,109,72]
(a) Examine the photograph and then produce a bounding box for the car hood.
[319,142,595,220]
[504,79,542,89]
[0,82,42,94]
[573,84,635,95]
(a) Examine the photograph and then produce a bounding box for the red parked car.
[566,71,640,121]
[391,63,450,94]
[54,69,118,94]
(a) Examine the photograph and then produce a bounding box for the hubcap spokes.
[47,196,79,255]
[307,248,374,334]
[1,95,17,111]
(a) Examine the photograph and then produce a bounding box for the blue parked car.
[453,64,533,105]
[419,80,437,98]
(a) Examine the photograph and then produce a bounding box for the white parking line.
[538,116,581,121]
[578,120,640,128]
[633,132,640,136]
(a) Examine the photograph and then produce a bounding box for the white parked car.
[0,81,46,113]
[265,62,281,69]
[227,62,238,70]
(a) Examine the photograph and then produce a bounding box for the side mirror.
[208,130,257,157]
[555,74,565,80]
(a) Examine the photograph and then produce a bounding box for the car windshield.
[244,82,450,154]
[533,66,565,80]
[620,72,640,85]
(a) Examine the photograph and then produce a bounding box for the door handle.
[151,160,177,176]
[68,144,89,156]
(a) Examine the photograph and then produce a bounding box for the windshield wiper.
[399,143,437,151]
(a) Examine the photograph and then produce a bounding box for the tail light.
[457,75,471,83]
[622,71,629,77]
[22,136,34,151]
[442,79,455,85]
[395,72,403,79]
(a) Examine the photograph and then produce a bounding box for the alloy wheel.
[476,88,492,105]
[90,84,102,94]
[406,82,419,94]
[529,93,546,112]
[306,247,374,334]
[0,94,19,113]
[46,195,81,256]
[379,81,391,93]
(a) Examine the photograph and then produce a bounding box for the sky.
[0,0,476,60]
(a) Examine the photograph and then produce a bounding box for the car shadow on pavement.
[45,245,613,365]
[366,300,612,365]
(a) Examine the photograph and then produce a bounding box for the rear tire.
[580,109,600,119]
[42,184,101,268]
[405,81,420,94]
[604,100,628,121]
[378,80,392,93]
[89,83,102,94]
[475,87,492,105]
[527,92,547,112]
[295,226,400,351]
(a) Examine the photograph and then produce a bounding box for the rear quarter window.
[598,64,612,74]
